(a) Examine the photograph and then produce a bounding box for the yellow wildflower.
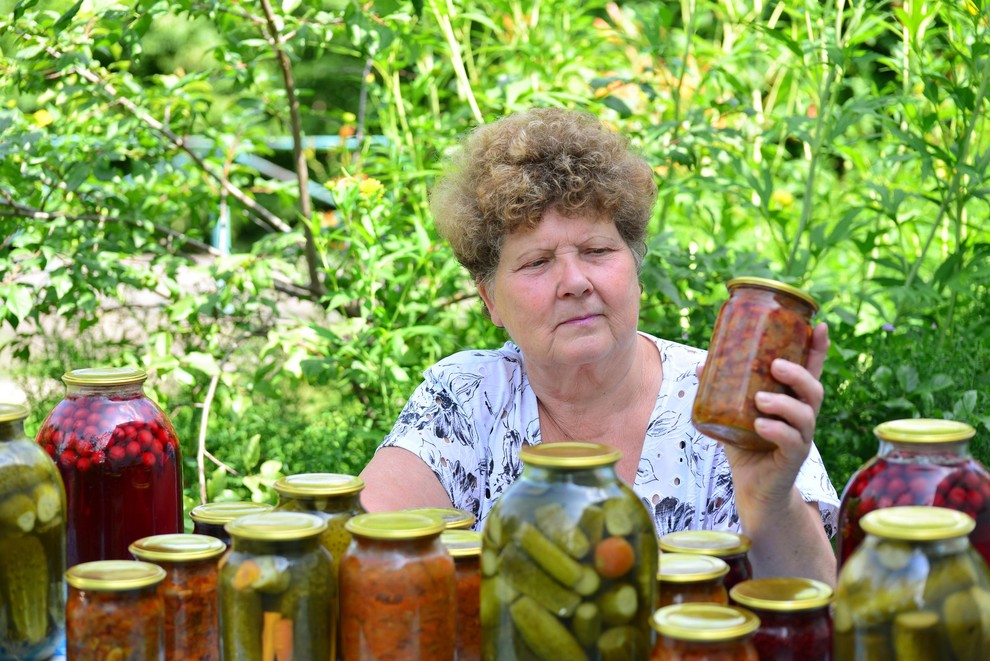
[32,109,54,127]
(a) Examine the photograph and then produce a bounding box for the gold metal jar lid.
[652,603,760,641]
[189,501,274,525]
[860,506,975,541]
[129,534,227,563]
[519,442,622,468]
[66,560,167,592]
[406,507,476,530]
[658,530,752,557]
[273,473,366,497]
[727,277,819,312]
[658,553,730,583]
[62,366,148,387]
[0,403,29,423]
[874,418,976,443]
[226,512,327,541]
[345,512,445,540]
[441,530,482,557]
[729,577,833,611]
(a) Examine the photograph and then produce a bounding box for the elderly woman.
[359,108,838,583]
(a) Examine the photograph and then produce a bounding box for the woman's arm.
[358,446,455,512]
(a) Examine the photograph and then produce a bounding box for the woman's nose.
[557,255,593,297]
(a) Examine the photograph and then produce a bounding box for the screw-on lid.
[189,501,274,525]
[860,506,975,541]
[225,512,327,541]
[66,560,166,592]
[273,473,366,497]
[345,512,445,540]
[406,507,476,530]
[652,603,760,641]
[129,534,227,563]
[519,442,622,468]
[62,367,148,387]
[658,530,752,557]
[658,553,730,583]
[727,277,819,312]
[730,577,833,611]
[441,530,482,558]
[874,418,976,444]
[0,403,29,423]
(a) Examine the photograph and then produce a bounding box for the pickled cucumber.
[578,505,605,547]
[0,534,49,644]
[220,575,263,661]
[500,543,580,617]
[517,522,584,588]
[597,625,647,661]
[534,503,591,559]
[0,493,36,533]
[892,610,941,661]
[31,483,60,525]
[571,602,601,647]
[0,463,44,496]
[508,595,586,661]
[603,498,636,536]
[597,584,638,626]
[922,554,983,605]
[943,587,990,661]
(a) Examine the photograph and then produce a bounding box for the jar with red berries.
[729,577,832,660]
[35,367,183,566]
[836,418,990,569]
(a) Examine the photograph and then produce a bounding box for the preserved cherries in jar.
[650,603,760,660]
[729,577,832,661]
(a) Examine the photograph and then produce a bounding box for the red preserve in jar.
[658,553,730,608]
[441,529,482,661]
[35,367,183,566]
[658,530,753,591]
[729,577,832,660]
[836,418,990,568]
[650,603,760,661]
[692,277,818,452]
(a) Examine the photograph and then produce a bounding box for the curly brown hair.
[430,107,657,284]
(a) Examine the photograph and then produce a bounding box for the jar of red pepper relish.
[34,367,183,566]
[190,501,274,547]
[650,603,760,660]
[692,277,818,452]
[729,577,833,660]
[441,530,482,661]
[658,530,753,591]
[836,418,990,569]
[657,553,730,608]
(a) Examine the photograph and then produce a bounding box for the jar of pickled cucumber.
[650,603,760,660]
[65,560,166,660]
[34,367,183,566]
[657,553,729,608]
[340,511,456,660]
[190,501,274,546]
[658,530,753,591]
[833,506,990,660]
[442,530,482,661]
[0,403,66,660]
[729,577,832,660]
[130,533,227,660]
[481,442,657,660]
[407,506,476,530]
[836,418,990,569]
[692,277,818,452]
[219,512,335,660]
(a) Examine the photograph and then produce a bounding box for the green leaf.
[0,284,33,323]
[242,434,261,472]
[52,0,83,32]
[184,352,219,376]
[13,0,40,21]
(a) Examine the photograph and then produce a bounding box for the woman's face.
[478,208,642,370]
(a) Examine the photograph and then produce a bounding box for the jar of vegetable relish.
[0,403,66,660]
[836,418,990,569]
[692,277,818,452]
[658,530,753,591]
[657,553,730,608]
[35,367,183,566]
[481,442,657,660]
[340,512,456,661]
[129,533,227,661]
[442,530,482,661]
[650,603,760,660]
[65,560,166,660]
[190,501,274,546]
[729,577,832,660]
[219,512,334,661]
[407,506,477,530]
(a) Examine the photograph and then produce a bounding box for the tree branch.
[197,373,221,504]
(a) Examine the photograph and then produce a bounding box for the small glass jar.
[833,506,990,659]
[836,418,990,569]
[219,512,335,660]
[442,530,482,661]
[692,277,818,452]
[658,553,730,608]
[650,603,760,660]
[35,367,183,566]
[65,560,166,660]
[129,533,227,661]
[658,530,753,591]
[729,577,832,660]
[407,506,477,531]
[340,512,456,660]
[189,501,274,546]
[481,442,657,660]
[0,403,66,660]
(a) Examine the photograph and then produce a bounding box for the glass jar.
[442,530,482,661]
[189,501,274,546]
[658,553,730,608]
[729,577,832,660]
[658,530,753,591]
[833,506,990,659]
[34,367,183,566]
[481,442,657,660]
[836,418,990,568]
[129,533,227,661]
[340,512,456,660]
[692,277,818,452]
[0,403,66,660]
[407,507,476,531]
[65,560,166,660]
[650,603,760,660]
[219,512,335,661]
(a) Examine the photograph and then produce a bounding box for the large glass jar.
[130,533,226,661]
[481,442,657,660]
[650,603,760,660]
[658,531,753,591]
[34,367,183,566]
[442,530,482,661]
[692,277,818,452]
[729,577,832,660]
[658,553,730,608]
[190,501,274,546]
[65,560,166,660]
[340,511,456,661]
[833,506,990,659]
[408,507,477,531]
[219,512,334,660]
[0,403,66,660]
[836,418,990,569]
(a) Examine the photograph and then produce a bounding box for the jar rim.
[345,512,445,540]
[129,533,227,562]
[874,418,975,443]
[441,530,482,557]
[62,367,149,387]
[726,277,819,311]
[0,403,29,423]
[860,506,975,541]
[658,530,752,556]
[226,512,327,541]
[405,507,476,530]
[658,553,730,582]
[651,603,760,641]
[729,577,833,611]
[273,473,366,497]
[189,501,274,525]
[519,441,622,468]
[66,560,166,591]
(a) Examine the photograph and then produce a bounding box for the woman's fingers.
[805,323,830,380]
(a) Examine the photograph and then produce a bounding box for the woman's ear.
[477,280,503,327]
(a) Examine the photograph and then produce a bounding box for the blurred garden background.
[2,0,989,516]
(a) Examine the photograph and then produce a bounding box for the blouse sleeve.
[795,441,840,538]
